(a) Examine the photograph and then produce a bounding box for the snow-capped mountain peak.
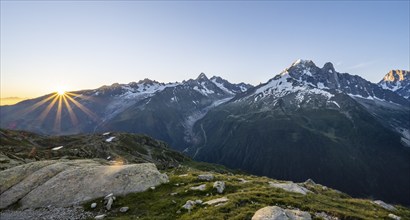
[291,59,314,67]
[246,60,409,107]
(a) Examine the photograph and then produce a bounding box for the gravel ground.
[0,206,95,220]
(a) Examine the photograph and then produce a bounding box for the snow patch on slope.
[105,136,115,142]
[211,78,234,95]
[104,82,179,121]
[193,83,216,96]
[347,93,387,102]
[253,74,334,102]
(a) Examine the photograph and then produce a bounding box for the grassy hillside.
[0,129,188,170]
[83,165,410,220]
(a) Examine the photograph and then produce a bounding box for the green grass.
[83,165,410,220]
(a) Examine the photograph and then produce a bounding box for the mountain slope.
[98,73,252,151]
[191,60,410,206]
[1,129,410,220]
[0,129,188,170]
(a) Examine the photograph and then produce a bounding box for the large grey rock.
[269,182,310,195]
[0,159,168,209]
[252,206,311,220]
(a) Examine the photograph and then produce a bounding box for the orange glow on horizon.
[11,91,100,133]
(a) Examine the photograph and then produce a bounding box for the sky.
[1,1,409,105]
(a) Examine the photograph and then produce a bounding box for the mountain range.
[1,60,409,206]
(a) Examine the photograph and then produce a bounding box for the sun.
[57,89,66,96]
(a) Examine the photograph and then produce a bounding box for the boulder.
[252,206,311,220]
[0,159,168,209]
[182,200,195,211]
[388,213,401,220]
[269,182,310,195]
[190,184,207,191]
[95,214,106,219]
[373,200,396,211]
[90,203,97,209]
[198,174,214,181]
[213,181,225,194]
[195,200,203,204]
[120,207,129,213]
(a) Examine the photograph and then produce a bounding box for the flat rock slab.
[0,159,168,209]
[269,182,310,195]
[190,184,207,191]
[252,206,311,220]
[203,197,229,205]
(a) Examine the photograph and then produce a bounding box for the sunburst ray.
[62,95,79,126]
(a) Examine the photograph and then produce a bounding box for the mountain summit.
[196,72,209,81]
[379,70,410,99]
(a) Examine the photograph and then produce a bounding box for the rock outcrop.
[373,200,396,211]
[0,159,168,209]
[213,181,225,193]
[252,206,311,220]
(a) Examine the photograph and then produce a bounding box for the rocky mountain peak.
[291,59,316,67]
[137,78,159,85]
[382,70,409,82]
[280,59,318,77]
[322,62,335,73]
[196,73,209,81]
[379,70,410,99]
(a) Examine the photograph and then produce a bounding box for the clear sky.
[1,1,409,104]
